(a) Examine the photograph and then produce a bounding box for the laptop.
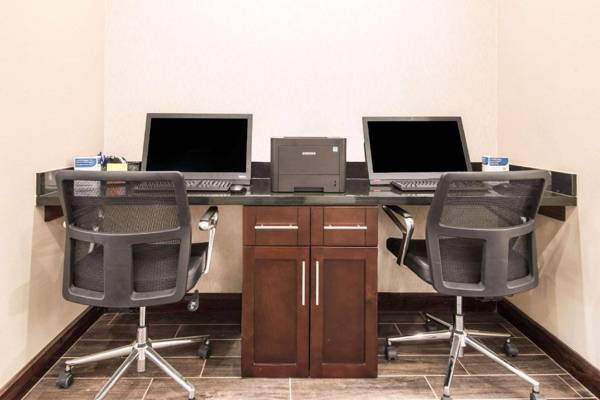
[142,113,252,191]
[363,116,471,191]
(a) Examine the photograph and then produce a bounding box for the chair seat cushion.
[386,238,433,283]
[73,243,208,293]
[386,238,529,286]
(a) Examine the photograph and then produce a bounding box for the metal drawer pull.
[301,261,306,306]
[254,224,299,230]
[315,261,319,306]
[323,225,368,230]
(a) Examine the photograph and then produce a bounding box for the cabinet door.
[310,247,378,378]
[242,246,310,377]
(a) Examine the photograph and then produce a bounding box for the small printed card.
[73,156,102,195]
[482,156,509,172]
[74,156,101,171]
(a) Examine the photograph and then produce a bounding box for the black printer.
[271,137,346,193]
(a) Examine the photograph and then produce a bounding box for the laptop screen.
[142,114,252,182]
[364,117,471,182]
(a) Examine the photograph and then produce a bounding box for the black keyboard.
[391,179,490,192]
[185,179,232,192]
[391,179,439,192]
[135,180,232,192]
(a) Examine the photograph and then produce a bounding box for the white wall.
[0,0,105,387]
[498,0,600,369]
[104,0,498,162]
[102,0,499,294]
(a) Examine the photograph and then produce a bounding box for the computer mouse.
[229,184,246,194]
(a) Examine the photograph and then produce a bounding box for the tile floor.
[23,309,597,400]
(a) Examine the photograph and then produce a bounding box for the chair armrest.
[382,205,415,266]
[198,206,219,231]
[198,207,219,274]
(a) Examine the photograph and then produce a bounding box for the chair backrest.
[426,170,549,297]
[56,170,192,308]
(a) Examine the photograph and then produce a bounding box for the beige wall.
[0,0,105,387]
[103,0,499,295]
[498,0,600,369]
[103,0,499,162]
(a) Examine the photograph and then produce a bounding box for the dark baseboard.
[0,306,103,400]
[151,292,495,313]
[147,293,243,313]
[378,292,497,312]
[498,300,600,397]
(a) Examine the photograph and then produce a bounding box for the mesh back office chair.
[383,170,549,400]
[54,171,219,400]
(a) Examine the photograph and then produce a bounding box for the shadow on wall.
[14,208,83,381]
[511,208,587,352]
[378,206,434,293]
[191,205,244,293]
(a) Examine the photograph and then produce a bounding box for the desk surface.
[36,162,577,220]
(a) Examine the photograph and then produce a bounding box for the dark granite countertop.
[35,162,577,220]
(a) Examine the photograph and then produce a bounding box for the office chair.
[54,171,219,400]
[383,170,549,400]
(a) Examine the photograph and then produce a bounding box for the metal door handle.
[323,225,368,230]
[301,261,306,306]
[254,224,298,230]
[315,261,319,306]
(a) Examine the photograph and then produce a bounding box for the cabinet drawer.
[311,207,378,247]
[244,206,310,246]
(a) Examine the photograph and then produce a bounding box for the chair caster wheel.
[56,370,73,388]
[530,391,545,400]
[187,291,200,312]
[198,340,211,359]
[503,339,519,357]
[440,395,452,400]
[425,318,438,332]
[384,343,397,360]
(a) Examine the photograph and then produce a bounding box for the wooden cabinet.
[310,247,378,377]
[243,206,310,246]
[311,206,378,247]
[242,206,378,378]
[241,246,309,377]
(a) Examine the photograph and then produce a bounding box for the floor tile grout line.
[56,355,240,360]
[39,377,164,380]
[105,323,242,326]
[457,358,470,375]
[498,321,526,338]
[102,321,241,327]
[394,323,403,335]
[533,348,572,375]
[378,373,571,378]
[74,337,240,342]
[377,353,545,357]
[141,378,154,400]
[108,312,120,325]
[423,375,438,399]
[557,374,586,399]
[173,324,183,338]
[199,358,207,377]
